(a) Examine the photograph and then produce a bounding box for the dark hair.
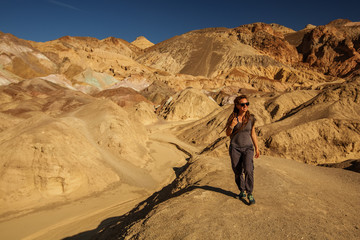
[225,95,251,132]
[233,95,248,114]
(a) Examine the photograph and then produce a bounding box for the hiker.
[225,95,260,205]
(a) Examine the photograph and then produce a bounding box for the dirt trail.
[92,154,360,239]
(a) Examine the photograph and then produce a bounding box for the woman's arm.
[226,125,233,136]
[251,124,260,158]
[226,115,238,136]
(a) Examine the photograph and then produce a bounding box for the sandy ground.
[92,155,360,239]
[0,185,145,240]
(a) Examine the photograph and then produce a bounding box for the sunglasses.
[237,102,250,107]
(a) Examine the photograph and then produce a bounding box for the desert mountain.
[0,19,359,239]
[136,22,346,91]
[30,36,157,93]
[0,32,160,93]
[131,36,154,49]
[2,19,359,94]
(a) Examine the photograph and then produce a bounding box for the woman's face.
[236,98,249,112]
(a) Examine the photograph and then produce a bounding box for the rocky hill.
[131,36,154,49]
[0,19,359,239]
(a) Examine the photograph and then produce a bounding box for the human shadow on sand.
[63,183,248,239]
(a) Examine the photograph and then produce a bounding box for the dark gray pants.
[229,146,254,194]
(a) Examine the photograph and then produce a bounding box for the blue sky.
[0,0,359,44]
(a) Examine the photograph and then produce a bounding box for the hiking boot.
[247,194,255,205]
[238,191,246,198]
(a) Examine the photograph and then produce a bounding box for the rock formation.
[158,88,219,120]
[297,19,360,78]
[0,79,162,216]
[0,19,360,238]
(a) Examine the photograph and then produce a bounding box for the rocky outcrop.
[140,79,176,105]
[31,35,152,81]
[158,88,219,120]
[297,19,360,78]
[259,77,360,164]
[264,90,319,121]
[232,22,300,64]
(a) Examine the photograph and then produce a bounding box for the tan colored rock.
[136,23,339,91]
[158,88,219,120]
[305,24,316,29]
[131,36,154,49]
[262,118,360,164]
[233,22,300,64]
[264,90,319,121]
[0,32,57,79]
[140,79,176,105]
[174,105,232,148]
[30,35,157,91]
[270,23,296,35]
[93,86,152,107]
[259,78,360,164]
[0,112,120,214]
[0,79,158,216]
[126,101,158,125]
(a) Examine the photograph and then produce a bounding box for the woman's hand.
[254,148,260,158]
[226,116,238,136]
[230,117,238,128]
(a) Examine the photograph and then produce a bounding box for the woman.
[225,95,260,205]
